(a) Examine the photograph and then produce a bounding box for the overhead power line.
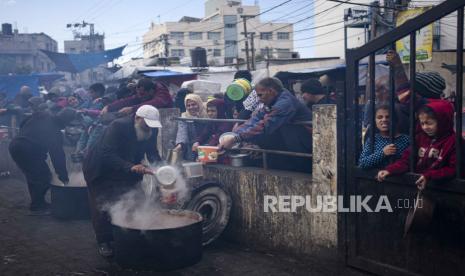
[327,0,400,10]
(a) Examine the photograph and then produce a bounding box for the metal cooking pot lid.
[156,166,177,186]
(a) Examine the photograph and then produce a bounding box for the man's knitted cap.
[414,71,445,99]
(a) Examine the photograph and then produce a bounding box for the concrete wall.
[203,165,337,260]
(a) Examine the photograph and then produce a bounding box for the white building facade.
[143,0,294,65]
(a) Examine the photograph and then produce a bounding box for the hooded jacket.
[385,100,456,181]
[196,99,233,146]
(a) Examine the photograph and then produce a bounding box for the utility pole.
[66,21,97,83]
[241,15,254,71]
[369,1,378,41]
[266,46,270,77]
[250,32,256,71]
[162,34,169,57]
[367,2,379,105]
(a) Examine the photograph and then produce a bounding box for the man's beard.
[134,121,152,141]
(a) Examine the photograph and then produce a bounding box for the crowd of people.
[3,49,461,257]
[358,50,460,191]
[1,69,330,257]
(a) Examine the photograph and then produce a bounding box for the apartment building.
[0,23,57,74]
[143,0,294,65]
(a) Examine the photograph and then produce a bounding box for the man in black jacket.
[301,78,336,108]
[83,105,162,257]
[9,108,76,214]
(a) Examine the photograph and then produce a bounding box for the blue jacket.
[358,133,410,169]
[235,90,312,143]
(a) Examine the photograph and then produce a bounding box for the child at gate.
[377,100,457,190]
[359,105,410,169]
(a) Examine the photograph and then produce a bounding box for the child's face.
[375,109,390,133]
[67,96,79,107]
[207,106,218,119]
[418,113,438,137]
[232,107,239,119]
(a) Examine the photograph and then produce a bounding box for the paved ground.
[0,177,351,276]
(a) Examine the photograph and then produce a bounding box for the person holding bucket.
[219,77,312,173]
[224,70,253,119]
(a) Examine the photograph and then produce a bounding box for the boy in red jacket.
[377,100,456,190]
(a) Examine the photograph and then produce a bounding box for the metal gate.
[338,1,465,275]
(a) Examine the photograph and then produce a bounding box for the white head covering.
[182,94,207,118]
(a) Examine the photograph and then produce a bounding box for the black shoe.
[30,201,51,211]
[98,243,114,258]
[28,208,51,216]
[29,202,51,216]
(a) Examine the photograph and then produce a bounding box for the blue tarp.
[0,73,64,99]
[142,70,197,78]
[41,46,126,73]
[275,61,390,87]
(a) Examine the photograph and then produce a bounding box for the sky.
[0,0,322,63]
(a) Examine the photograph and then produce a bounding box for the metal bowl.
[229,153,250,167]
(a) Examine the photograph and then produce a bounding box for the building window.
[225,57,235,64]
[225,40,237,45]
[170,32,184,40]
[277,32,290,40]
[207,32,221,40]
[213,49,221,56]
[260,32,272,40]
[275,48,290,53]
[260,48,270,57]
[171,49,185,57]
[225,23,236,28]
[189,32,202,40]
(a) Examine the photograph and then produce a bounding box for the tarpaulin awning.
[0,73,64,99]
[275,61,389,87]
[41,45,126,73]
[142,70,197,78]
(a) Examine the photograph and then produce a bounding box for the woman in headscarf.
[173,94,207,161]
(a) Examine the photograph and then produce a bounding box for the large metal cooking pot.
[112,209,203,271]
[50,184,90,220]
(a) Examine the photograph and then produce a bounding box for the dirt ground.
[0,177,355,276]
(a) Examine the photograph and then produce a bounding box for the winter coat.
[13,111,68,179]
[385,100,457,181]
[235,90,312,144]
[83,115,160,184]
[106,81,172,112]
